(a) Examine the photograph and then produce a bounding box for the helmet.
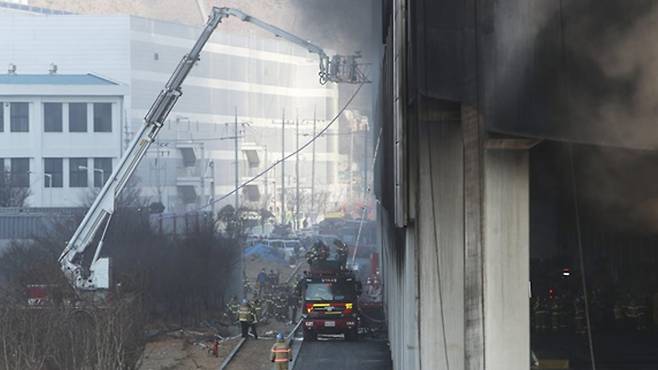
[276,333,285,341]
[241,298,248,304]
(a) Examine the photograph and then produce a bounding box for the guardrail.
[218,337,247,370]
[219,318,304,370]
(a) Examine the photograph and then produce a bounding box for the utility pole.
[363,120,368,198]
[281,108,286,225]
[234,106,239,211]
[295,111,300,230]
[349,124,354,202]
[311,106,317,219]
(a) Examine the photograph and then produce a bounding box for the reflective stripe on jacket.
[238,304,254,322]
[271,342,292,362]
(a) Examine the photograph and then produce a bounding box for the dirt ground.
[139,247,305,370]
[138,333,240,370]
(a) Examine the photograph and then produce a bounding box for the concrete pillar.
[482,143,530,370]
[417,121,464,370]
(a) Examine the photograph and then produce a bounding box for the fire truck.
[301,260,362,341]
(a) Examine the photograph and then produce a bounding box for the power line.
[154,80,366,221]
[201,81,365,210]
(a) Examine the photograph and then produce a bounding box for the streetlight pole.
[311,106,316,219]
[281,108,285,225]
[295,111,300,230]
[234,106,239,211]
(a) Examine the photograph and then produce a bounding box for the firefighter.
[574,296,586,335]
[270,333,292,370]
[334,239,349,268]
[550,299,561,332]
[226,295,239,322]
[238,298,258,339]
[534,297,548,333]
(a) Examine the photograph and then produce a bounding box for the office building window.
[10,158,29,187]
[0,103,4,132]
[69,158,88,187]
[93,158,112,187]
[44,103,63,132]
[69,103,87,132]
[93,103,112,132]
[10,102,29,132]
[44,158,63,188]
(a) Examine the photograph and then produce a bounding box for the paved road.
[293,338,392,370]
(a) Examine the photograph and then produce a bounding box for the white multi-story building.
[0,73,126,207]
[0,6,342,216]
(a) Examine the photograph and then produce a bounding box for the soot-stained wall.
[407,0,658,149]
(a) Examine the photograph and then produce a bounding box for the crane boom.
[59,6,367,291]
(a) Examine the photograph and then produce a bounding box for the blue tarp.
[244,243,284,262]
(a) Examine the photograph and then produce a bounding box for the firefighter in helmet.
[270,332,292,370]
[238,298,258,339]
[334,239,349,268]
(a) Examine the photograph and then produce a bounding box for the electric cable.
[154,80,366,221]
[568,144,597,370]
[426,124,451,370]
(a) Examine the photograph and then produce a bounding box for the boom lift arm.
[58,7,367,291]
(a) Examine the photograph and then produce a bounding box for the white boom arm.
[59,6,367,291]
[218,8,368,84]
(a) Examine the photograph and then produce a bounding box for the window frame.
[10,158,30,187]
[69,158,88,188]
[43,158,63,188]
[43,102,63,132]
[93,103,112,132]
[68,103,88,133]
[93,158,112,187]
[10,102,29,132]
[0,103,4,132]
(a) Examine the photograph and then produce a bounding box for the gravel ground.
[139,336,240,370]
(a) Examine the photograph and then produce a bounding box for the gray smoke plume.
[490,0,658,149]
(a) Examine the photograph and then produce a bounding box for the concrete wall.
[483,148,530,370]
[417,121,464,370]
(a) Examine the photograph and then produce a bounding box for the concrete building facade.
[0,9,341,216]
[0,73,126,207]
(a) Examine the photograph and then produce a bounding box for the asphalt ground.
[293,337,392,370]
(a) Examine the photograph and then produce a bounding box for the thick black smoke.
[487,0,658,149]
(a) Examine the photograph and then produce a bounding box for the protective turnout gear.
[238,302,258,339]
[271,337,292,370]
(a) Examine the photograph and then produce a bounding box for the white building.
[0,7,342,216]
[0,73,126,207]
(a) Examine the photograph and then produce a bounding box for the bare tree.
[0,171,30,207]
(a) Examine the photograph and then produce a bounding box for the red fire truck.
[301,260,362,341]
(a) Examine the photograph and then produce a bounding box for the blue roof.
[0,1,74,15]
[0,73,117,85]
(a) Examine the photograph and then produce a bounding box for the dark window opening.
[10,158,29,187]
[69,103,87,132]
[44,103,63,132]
[69,158,88,187]
[93,158,112,187]
[43,158,63,188]
[10,102,29,132]
[93,103,112,132]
